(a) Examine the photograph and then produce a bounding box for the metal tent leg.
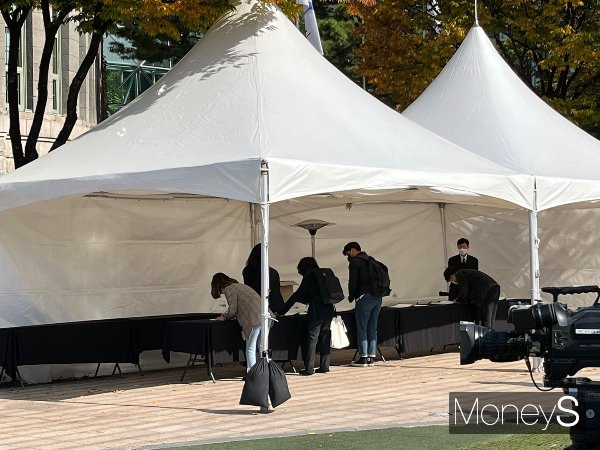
[180,353,197,382]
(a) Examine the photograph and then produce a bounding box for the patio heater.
[294,219,333,258]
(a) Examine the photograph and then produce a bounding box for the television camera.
[459,285,600,448]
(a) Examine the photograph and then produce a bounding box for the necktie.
[462,256,466,264]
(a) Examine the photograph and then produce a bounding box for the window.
[52,26,62,113]
[4,25,26,109]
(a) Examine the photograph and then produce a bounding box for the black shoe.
[259,406,274,414]
[299,369,314,376]
[315,368,330,373]
[351,357,368,367]
[367,357,376,367]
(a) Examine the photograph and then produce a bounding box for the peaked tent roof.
[0,2,532,212]
[403,25,600,211]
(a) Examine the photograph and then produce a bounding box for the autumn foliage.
[354,0,600,136]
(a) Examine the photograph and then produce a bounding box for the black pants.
[305,317,332,373]
[476,285,500,328]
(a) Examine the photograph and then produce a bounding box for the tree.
[354,0,600,137]
[3,0,373,168]
[313,2,362,84]
[2,2,34,168]
[1,0,248,167]
[108,18,202,67]
[25,1,74,160]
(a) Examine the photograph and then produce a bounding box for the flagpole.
[296,0,323,54]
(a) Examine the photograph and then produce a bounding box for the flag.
[295,0,323,54]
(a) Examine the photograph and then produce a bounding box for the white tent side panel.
[2,195,599,328]
[0,197,251,328]
[445,204,600,307]
[270,202,449,309]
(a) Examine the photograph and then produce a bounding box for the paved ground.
[1,350,597,449]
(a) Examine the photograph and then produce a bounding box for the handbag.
[330,315,350,349]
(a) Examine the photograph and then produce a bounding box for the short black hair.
[443,267,458,281]
[297,257,319,276]
[342,241,361,255]
[457,238,470,247]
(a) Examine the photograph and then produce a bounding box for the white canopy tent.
[0,2,539,383]
[404,24,600,301]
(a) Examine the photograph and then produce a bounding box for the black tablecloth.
[161,315,306,365]
[0,319,138,381]
[397,304,471,354]
[269,314,306,361]
[130,313,216,353]
[0,313,216,382]
[162,319,245,365]
[0,301,493,382]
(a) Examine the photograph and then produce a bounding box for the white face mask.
[450,280,458,285]
[458,248,468,256]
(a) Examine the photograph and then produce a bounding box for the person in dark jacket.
[282,257,335,376]
[443,267,499,327]
[447,238,478,300]
[343,241,381,367]
[242,244,286,315]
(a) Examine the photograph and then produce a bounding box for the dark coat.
[282,269,335,321]
[448,254,479,270]
[454,269,499,307]
[448,254,479,299]
[242,265,286,315]
[348,251,370,301]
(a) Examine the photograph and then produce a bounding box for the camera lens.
[460,321,527,365]
[459,321,488,364]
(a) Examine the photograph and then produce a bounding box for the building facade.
[103,34,171,116]
[0,9,101,174]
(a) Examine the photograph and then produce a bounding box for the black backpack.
[357,254,392,297]
[314,268,345,304]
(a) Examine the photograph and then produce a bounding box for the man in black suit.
[448,238,478,270]
[447,238,478,299]
[443,267,500,327]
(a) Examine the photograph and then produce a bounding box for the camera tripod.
[561,378,600,450]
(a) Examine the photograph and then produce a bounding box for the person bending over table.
[211,273,263,372]
[281,257,335,376]
[443,267,499,328]
[243,243,287,315]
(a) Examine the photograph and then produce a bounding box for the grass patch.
[167,426,572,449]
[458,433,570,449]
[169,426,504,449]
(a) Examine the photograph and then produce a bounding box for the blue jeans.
[246,324,262,372]
[355,293,382,357]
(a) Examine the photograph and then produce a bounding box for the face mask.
[458,249,468,256]
[450,281,458,285]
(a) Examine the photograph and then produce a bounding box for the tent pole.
[529,179,542,371]
[249,203,257,248]
[529,180,540,304]
[259,161,270,358]
[439,203,448,266]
